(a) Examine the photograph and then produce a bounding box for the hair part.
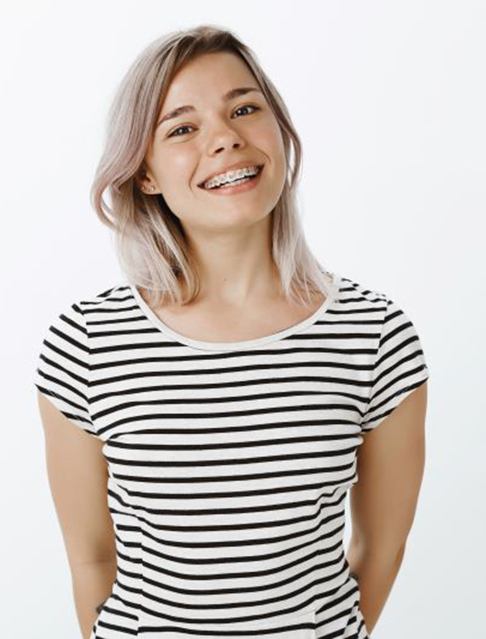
[90,24,333,308]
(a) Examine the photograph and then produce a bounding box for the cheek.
[156,150,198,193]
[169,151,196,179]
[254,121,285,168]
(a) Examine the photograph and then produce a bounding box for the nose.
[214,140,241,153]
[207,123,246,155]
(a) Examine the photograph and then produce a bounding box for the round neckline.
[129,271,341,352]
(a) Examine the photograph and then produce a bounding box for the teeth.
[204,165,260,189]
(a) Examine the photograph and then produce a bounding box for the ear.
[135,165,158,194]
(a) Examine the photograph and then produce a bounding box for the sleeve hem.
[33,301,99,438]
[360,368,429,433]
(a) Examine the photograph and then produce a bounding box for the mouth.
[197,164,264,191]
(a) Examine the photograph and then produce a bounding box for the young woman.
[34,25,429,639]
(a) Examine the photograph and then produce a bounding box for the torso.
[139,288,327,343]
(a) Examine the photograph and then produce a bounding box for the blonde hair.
[90,24,333,307]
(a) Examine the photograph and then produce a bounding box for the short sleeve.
[360,297,430,433]
[34,301,98,438]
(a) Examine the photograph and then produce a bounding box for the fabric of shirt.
[33,271,430,639]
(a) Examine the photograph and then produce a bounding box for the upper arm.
[34,300,115,567]
[350,295,430,553]
[37,391,116,567]
[350,381,427,553]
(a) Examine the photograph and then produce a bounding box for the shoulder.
[337,273,390,312]
[337,273,427,338]
[59,282,135,328]
[75,282,133,310]
[334,276,430,432]
[37,282,136,351]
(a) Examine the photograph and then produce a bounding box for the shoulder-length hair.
[90,24,333,307]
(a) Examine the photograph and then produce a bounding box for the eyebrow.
[156,86,263,129]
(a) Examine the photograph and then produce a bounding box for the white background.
[1,1,484,637]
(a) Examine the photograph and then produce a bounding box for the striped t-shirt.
[33,271,429,639]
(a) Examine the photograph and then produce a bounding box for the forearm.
[346,541,405,635]
[71,558,117,639]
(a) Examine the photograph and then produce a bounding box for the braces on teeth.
[205,166,260,189]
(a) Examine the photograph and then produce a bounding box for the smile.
[199,165,264,196]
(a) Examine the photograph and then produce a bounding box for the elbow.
[349,535,407,565]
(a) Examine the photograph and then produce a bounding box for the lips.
[197,163,264,189]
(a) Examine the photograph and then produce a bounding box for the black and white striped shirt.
[34,271,429,639]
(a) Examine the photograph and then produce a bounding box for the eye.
[166,104,261,138]
[232,104,260,118]
[167,124,194,138]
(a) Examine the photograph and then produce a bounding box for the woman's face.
[140,51,286,234]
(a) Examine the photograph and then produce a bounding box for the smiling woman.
[137,49,289,230]
[89,25,325,309]
[34,23,430,639]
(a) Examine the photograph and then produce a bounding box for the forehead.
[162,52,256,104]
